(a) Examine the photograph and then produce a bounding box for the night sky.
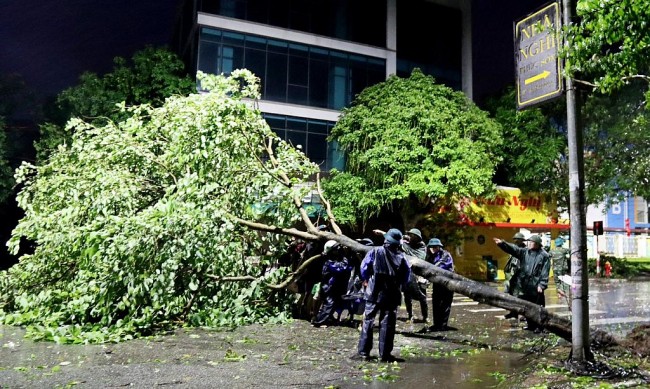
[0,0,179,101]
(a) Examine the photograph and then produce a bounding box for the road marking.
[452,301,480,306]
[590,317,649,325]
[555,310,606,317]
[544,304,567,309]
[468,308,504,312]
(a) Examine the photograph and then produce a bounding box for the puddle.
[367,349,531,388]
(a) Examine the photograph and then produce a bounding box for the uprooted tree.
[0,70,615,348]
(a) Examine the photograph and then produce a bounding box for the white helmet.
[323,240,339,255]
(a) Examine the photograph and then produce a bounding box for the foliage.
[35,46,195,162]
[0,116,14,203]
[588,254,647,278]
[581,84,650,202]
[484,87,568,208]
[0,70,319,343]
[564,1,650,204]
[566,0,650,96]
[324,69,503,233]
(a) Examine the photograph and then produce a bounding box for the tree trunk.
[408,256,616,347]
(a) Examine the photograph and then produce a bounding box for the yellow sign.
[460,187,558,224]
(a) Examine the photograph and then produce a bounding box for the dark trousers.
[431,284,453,328]
[521,292,545,330]
[357,301,397,359]
[404,282,428,321]
[312,293,343,326]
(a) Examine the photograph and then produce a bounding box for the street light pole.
[563,0,591,362]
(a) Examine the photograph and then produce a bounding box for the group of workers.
[303,227,455,362]
[298,227,568,362]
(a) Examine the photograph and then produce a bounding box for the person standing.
[355,228,410,362]
[312,240,353,327]
[425,238,455,332]
[401,228,429,323]
[549,237,571,303]
[503,232,526,319]
[493,234,550,333]
[372,227,428,322]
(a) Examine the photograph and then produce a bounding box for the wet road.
[456,278,650,338]
[373,278,650,388]
[0,279,646,388]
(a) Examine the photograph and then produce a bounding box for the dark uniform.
[549,237,571,301]
[356,229,410,362]
[425,238,455,331]
[496,235,550,332]
[401,228,428,323]
[312,241,353,327]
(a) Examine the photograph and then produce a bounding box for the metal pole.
[563,0,591,362]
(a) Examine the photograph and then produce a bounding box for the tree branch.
[261,138,319,233]
[316,173,342,235]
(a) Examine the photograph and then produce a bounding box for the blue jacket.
[360,244,410,307]
[426,249,454,272]
[321,257,353,296]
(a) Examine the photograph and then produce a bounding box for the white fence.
[587,234,650,258]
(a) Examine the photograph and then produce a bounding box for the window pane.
[307,133,327,167]
[308,59,328,108]
[244,48,267,83]
[287,85,308,105]
[286,130,307,151]
[198,41,221,75]
[288,55,308,85]
[308,120,328,135]
[221,46,244,74]
[265,52,287,101]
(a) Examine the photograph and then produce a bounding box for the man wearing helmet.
[372,227,428,323]
[493,234,550,333]
[354,229,410,362]
[312,240,353,328]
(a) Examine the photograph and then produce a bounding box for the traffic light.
[593,220,603,236]
[625,218,631,236]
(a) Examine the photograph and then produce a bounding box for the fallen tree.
[0,70,616,350]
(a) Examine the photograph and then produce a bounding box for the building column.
[386,0,397,78]
[459,0,473,99]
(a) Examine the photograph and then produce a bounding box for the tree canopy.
[564,1,650,202]
[323,69,503,232]
[485,88,568,208]
[35,46,195,162]
[1,70,319,343]
[566,0,650,96]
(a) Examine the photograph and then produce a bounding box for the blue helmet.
[427,238,443,247]
[555,237,565,247]
[383,228,403,245]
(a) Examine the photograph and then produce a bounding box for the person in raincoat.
[401,228,429,323]
[503,232,526,319]
[425,238,456,332]
[312,240,353,327]
[354,229,410,362]
[493,234,550,333]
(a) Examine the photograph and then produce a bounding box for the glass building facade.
[197,28,386,110]
[174,0,469,171]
